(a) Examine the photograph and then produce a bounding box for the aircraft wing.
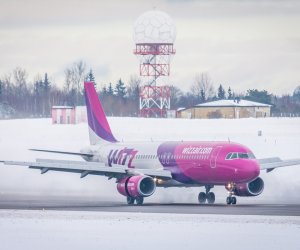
[0,159,172,180]
[258,157,300,173]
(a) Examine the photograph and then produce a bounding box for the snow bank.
[0,209,299,250]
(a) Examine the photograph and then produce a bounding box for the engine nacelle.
[117,175,156,198]
[234,177,264,197]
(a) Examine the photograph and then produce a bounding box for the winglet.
[84,82,118,144]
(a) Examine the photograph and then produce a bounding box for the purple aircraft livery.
[2,82,300,205]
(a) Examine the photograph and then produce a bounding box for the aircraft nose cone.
[247,161,260,181]
[236,161,260,182]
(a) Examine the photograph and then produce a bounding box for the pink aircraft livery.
[2,82,300,205]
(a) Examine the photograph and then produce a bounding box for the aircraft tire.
[207,192,215,204]
[231,197,237,205]
[198,192,206,204]
[226,197,232,205]
[127,196,135,205]
[135,197,144,206]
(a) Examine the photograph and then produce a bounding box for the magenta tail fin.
[84,82,118,144]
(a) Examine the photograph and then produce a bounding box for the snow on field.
[0,209,299,250]
[0,117,300,203]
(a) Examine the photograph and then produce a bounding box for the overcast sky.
[1,0,300,95]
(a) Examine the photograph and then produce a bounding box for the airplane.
[2,81,300,205]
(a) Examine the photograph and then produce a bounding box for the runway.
[1,195,299,216]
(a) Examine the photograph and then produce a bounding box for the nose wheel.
[198,185,215,204]
[226,182,237,205]
[226,196,237,205]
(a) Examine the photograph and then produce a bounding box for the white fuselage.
[82,142,163,170]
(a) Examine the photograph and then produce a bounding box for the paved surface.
[0,195,299,216]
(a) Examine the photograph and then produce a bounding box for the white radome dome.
[133,10,176,44]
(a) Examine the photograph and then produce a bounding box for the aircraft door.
[210,146,222,168]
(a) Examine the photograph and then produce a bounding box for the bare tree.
[127,75,141,100]
[191,73,215,103]
[72,60,86,95]
[64,68,72,92]
[126,75,141,116]
[1,73,12,103]
[170,85,183,109]
[12,67,29,114]
[13,67,28,88]
[64,60,87,105]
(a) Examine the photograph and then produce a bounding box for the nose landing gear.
[226,182,237,205]
[198,185,215,204]
[226,196,237,205]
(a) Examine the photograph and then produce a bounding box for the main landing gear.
[198,185,215,204]
[126,196,144,206]
[226,182,237,205]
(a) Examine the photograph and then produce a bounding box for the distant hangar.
[177,99,272,119]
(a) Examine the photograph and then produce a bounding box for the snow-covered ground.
[0,209,299,250]
[0,117,300,203]
[0,117,300,249]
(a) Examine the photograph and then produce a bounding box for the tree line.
[0,60,300,118]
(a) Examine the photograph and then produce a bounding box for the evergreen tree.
[217,84,226,99]
[107,83,114,95]
[43,73,51,116]
[101,85,107,95]
[115,79,126,99]
[293,86,300,101]
[200,89,205,102]
[228,87,233,99]
[0,79,2,102]
[34,79,43,115]
[245,89,272,104]
[43,73,51,91]
[86,69,96,88]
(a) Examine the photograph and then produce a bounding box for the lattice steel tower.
[133,10,176,117]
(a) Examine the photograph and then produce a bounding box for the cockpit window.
[225,153,232,159]
[230,153,238,159]
[225,152,256,160]
[238,153,249,159]
[247,153,256,159]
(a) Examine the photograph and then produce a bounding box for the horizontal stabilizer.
[30,149,93,157]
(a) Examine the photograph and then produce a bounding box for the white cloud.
[0,0,299,94]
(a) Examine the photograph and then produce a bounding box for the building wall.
[52,108,76,124]
[254,106,270,118]
[52,107,87,124]
[178,109,193,119]
[51,109,57,124]
[75,106,87,123]
[194,107,235,119]
[178,106,271,119]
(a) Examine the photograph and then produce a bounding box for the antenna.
[133,10,176,118]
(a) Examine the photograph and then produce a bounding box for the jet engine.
[234,177,264,197]
[117,175,156,198]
